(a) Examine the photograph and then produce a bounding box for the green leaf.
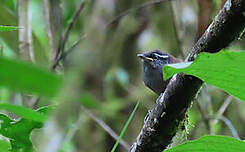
[165,135,245,152]
[0,57,62,97]
[0,104,47,123]
[163,51,245,101]
[111,102,139,152]
[0,138,11,151]
[0,106,51,151]
[0,25,20,32]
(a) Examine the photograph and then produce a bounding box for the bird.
[137,50,182,95]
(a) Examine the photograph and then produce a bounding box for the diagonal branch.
[81,106,130,151]
[130,0,245,152]
[209,116,240,140]
[51,34,86,70]
[32,1,86,108]
[55,0,87,64]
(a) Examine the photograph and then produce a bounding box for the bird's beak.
[137,54,154,62]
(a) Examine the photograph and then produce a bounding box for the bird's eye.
[152,53,157,59]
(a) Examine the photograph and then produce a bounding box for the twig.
[169,1,185,58]
[217,95,232,116]
[219,116,240,139]
[55,0,87,62]
[33,1,87,108]
[106,0,171,27]
[32,0,59,109]
[209,116,240,140]
[81,106,130,151]
[211,95,232,126]
[51,34,86,70]
[43,0,56,59]
[31,96,40,110]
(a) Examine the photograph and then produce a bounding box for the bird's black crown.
[143,50,169,60]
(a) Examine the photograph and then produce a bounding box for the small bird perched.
[137,50,182,95]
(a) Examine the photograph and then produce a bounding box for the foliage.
[0,26,20,32]
[162,50,245,151]
[165,135,245,152]
[0,0,245,152]
[0,106,51,151]
[163,51,245,101]
[0,57,61,97]
[0,104,47,122]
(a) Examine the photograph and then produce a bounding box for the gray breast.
[142,65,166,95]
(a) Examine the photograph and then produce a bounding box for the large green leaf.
[165,135,245,152]
[163,51,245,101]
[0,106,51,151]
[0,57,62,97]
[0,104,47,123]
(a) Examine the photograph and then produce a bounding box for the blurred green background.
[0,0,245,151]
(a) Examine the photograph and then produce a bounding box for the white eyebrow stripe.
[154,53,169,58]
